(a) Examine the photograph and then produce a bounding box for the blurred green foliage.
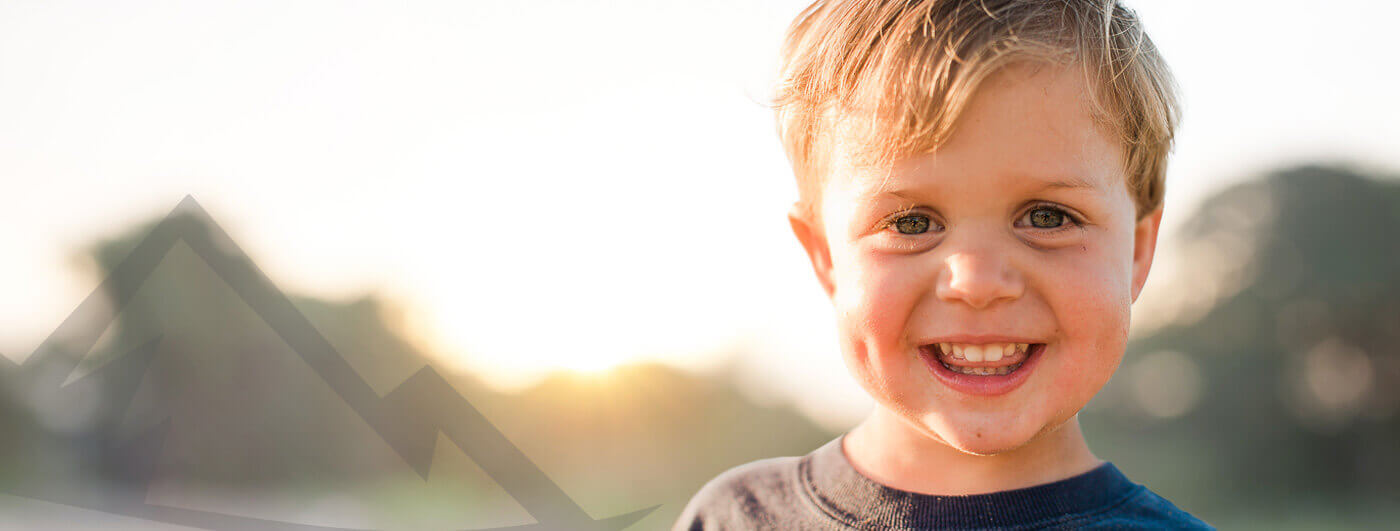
[1089,164,1400,529]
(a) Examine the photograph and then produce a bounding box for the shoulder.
[672,455,814,531]
[1067,485,1214,530]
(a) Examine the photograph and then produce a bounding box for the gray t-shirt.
[674,434,1212,530]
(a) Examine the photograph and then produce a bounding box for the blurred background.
[2,1,1397,529]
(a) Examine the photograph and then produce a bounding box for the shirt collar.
[798,433,1140,529]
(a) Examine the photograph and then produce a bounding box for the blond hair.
[775,0,1181,220]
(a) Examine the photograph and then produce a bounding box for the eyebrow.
[1035,175,1099,191]
[878,175,1101,203]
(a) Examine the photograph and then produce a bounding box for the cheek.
[832,253,930,380]
[836,253,928,343]
[1042,230,1135,322]
[1039,235,1135,385]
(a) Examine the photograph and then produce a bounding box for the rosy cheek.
[1053,237,1134,313]
[1047,245,1132,389]
[837,253,922,353]
[871,259,927,330]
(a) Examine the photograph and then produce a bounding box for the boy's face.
[790,62,1163,456]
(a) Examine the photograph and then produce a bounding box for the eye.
[891,213,932,234]
[1016,203,1081,233]
[873,209,944,252]
[1028,207,1066,228]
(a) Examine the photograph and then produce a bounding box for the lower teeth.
[940,360,1023,376]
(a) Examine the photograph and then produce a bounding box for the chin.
[936,429,1033,456]
[921,413,1049,456]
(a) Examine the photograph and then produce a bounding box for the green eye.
[893,214,931,234]
[1028,207,1066,228]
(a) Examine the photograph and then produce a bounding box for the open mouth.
[932,342,1035,376]
[918,342,1047,396]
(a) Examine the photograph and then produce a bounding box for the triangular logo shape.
[1,196,659,530]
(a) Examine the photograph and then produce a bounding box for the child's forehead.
[823,67,1128,204]
[828,136,1119,192]
[833,158,1112,201]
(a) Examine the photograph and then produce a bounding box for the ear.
[1130,206,1164,303]
[788,203,836,300]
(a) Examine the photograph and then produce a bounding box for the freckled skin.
[789,62,1164,494]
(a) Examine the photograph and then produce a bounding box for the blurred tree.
[1089,164,1400,517]
[0,206,834,528]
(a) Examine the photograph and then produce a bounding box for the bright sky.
[4,0,1398,429]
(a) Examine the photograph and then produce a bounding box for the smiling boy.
[675,0,1211,529]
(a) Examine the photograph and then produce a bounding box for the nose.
[935,246,1025,310]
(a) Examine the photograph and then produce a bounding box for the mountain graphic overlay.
[0,196,659,530]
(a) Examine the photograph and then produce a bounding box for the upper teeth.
[940,343,1028,362]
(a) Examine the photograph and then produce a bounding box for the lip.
[918,343,1046,396]
[918,335,1044,344]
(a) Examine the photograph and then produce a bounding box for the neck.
[843,405,1102,496]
